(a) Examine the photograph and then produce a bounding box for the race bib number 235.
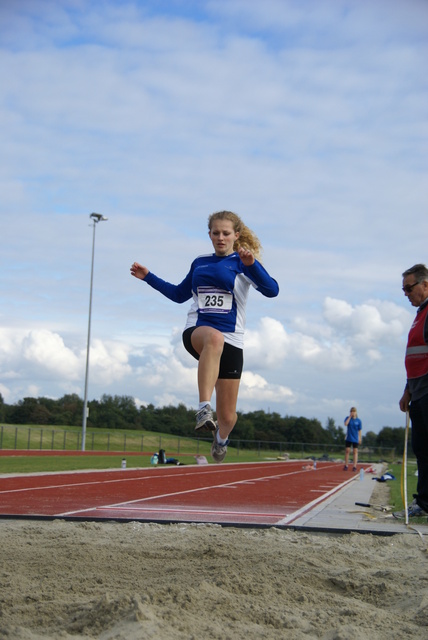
[197,287,233,314]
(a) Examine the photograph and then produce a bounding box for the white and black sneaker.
[195,404,216,432]
[211,427,229,463]
[393,498,428,519]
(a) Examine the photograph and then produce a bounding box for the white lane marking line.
[0,462,324,495]
[275,477,356,525]
[0,470,251,495]
[57,467,338,516]
[97,506,286,518]
[0,476,153,495]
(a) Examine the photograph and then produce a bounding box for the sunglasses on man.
[402,282,419,294]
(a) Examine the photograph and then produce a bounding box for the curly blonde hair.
[208,210,262,261]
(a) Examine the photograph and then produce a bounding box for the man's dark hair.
[402,264,428,282]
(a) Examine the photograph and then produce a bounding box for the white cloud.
[245,317,290,368]
[240,371,295,404]
[323,297,410,349]
[22,330,81,378]
[244,297,410,376]
[86,339,132,384]
[0,328,133,399]
[134,344,198,401]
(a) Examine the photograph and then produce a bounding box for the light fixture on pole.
[82,212,108,451]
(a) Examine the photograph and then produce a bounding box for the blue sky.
[1,0,427,434]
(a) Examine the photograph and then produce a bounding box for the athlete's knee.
[194,328,224,354]
[218,411,237,432]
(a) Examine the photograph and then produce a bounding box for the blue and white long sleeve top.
[144,252,279,348]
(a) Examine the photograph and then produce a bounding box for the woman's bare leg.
[344,446,350,467]
[215,378,240,441]
[190,326,224,402]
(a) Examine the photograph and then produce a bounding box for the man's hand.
[399,388,411,412]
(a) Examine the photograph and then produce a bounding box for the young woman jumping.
[130,210,279,462]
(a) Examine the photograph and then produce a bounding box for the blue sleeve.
[144,269,193,304]
[243,260,279,298]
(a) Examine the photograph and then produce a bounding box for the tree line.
[0,393,408,452]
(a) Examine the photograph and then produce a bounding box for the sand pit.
[0,511,427,639]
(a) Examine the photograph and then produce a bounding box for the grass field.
[377,460,428,525]
[0,423,200,456]
[0,423,311,472]
[387,461,419,511]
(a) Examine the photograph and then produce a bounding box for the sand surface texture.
[1,514,427,640]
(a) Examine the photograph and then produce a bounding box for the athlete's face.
[209,220,239,256]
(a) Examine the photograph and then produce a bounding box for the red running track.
[0,461,360,526]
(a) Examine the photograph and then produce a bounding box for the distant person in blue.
[130,210,279,463]
[343,407,362,471]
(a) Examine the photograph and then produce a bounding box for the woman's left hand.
[238,247,255,266]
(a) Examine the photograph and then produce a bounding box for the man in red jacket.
[394,264,428,519]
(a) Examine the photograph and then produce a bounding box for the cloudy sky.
[1,0,427,434]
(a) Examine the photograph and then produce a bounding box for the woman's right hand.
[130,262,149,280]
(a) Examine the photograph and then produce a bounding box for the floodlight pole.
[82,212,108,451]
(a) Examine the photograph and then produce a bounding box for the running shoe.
[343,465,348,471]
[195,404,216,432]
[393,498,428,519]
[211,427,229,463]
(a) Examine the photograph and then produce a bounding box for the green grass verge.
[379,461,427,525]
[0,455,151,474]
[0,450,307,474]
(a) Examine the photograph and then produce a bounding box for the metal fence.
[0,424,398,462]
[0,425,146,453]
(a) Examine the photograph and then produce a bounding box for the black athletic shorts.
[345,440,359,449]
[182,327,243,379]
